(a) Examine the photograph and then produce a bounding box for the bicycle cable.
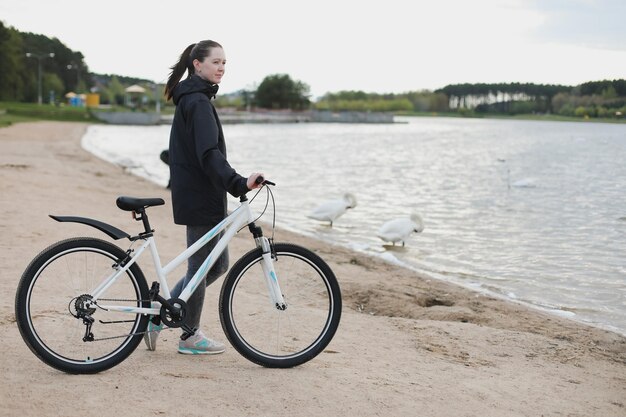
[242,184,277,240]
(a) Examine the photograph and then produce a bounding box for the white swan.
[307,193,357,227]
[511,177,537,188]
[377,213,424,246]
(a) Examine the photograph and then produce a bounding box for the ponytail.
[164,43,196,101]
[164,40,223,101]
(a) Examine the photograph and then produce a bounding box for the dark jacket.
[168,75,249,225]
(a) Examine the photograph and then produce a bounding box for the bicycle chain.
[89,298,163,342]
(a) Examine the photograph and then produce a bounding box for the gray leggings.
[170,225,229,333]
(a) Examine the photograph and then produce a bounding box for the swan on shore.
[307,193,357,227]
[377,213,424,246]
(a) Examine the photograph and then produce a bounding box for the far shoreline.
[396,110,626,124]
[2,102,625,128]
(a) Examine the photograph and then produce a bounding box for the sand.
[0,121,624,417]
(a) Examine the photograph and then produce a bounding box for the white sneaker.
[178,330,226,355]
[143,320,163,351]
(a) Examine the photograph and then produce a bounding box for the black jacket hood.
[172,74,219,105]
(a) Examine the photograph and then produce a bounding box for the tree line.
[227,75,623,119]
[435,81,625,118]
[0,21,90,102]
[314,81,625,119]
[0,21,157,105]
[1,21,624,119]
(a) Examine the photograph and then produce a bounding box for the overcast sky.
[1,0,624,98]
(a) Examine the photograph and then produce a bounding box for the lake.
[82,116,626,335]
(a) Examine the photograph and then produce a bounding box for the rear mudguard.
[49,215,130,240]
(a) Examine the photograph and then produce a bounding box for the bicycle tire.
[15,237,150,374]
[219,243,341,368]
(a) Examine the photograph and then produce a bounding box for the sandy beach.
[1,121,625,417]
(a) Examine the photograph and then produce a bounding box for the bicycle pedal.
[180,325,196,340]
[148,281,160,300]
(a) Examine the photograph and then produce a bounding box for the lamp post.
[25,52,55,105]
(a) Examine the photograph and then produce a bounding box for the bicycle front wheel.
[220,243,341,368]
[15,237,150,374]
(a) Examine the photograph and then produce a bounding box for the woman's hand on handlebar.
[247,173,265,190]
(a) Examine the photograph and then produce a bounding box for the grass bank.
[0,102,99,127]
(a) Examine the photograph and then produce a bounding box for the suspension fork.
[250,223,286,310]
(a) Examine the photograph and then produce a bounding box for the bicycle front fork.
[255,236,287,310]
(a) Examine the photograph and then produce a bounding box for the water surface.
[82,116,626,335]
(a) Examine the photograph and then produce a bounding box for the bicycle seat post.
[133,208,153,236]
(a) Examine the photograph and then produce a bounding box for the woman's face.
[194,47,226,84]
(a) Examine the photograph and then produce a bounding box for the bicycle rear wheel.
[220,243,341,368]
[15,237,150,374]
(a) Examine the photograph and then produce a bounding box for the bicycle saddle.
[116,196,165,211]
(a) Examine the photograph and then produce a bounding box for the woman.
[144,40,264,355]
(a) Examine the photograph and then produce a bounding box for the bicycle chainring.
[159,298,189,328]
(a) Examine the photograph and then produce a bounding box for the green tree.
[214,93,244,109]
[106,76,126,105]
[0,22,25,101]
[574,106,588,117]
[601,85,618,99]
[254,74,310,110]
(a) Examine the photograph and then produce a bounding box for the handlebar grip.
[255,176,276,186]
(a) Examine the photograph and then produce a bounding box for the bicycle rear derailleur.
[69,294,97,342]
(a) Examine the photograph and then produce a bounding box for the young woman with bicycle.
[144,40,264,355]
[15,40,341,374]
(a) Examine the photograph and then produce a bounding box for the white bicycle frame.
[90,198,286,316]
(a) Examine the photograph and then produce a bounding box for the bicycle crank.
[158,297,189,328]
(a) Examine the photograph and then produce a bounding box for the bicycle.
[15,179,342,374]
